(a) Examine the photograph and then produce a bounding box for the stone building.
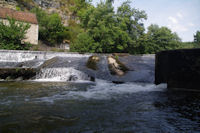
[0,7,38,45]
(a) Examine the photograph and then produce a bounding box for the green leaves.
[71,0,182,54]
[134,24,181,54]
[31,8,70,46]
[0,17,31,50]
[194,30,200,45]
[70,32,95,53]
[72,0,147,53]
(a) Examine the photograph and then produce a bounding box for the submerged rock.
[112,81,125,84]
[15,77,23,81]
[38,57,59,69]
[90,76,95,82]
[68,75,78,81]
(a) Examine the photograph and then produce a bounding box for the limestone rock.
[1,0,73,26]
[108,56,129,76]
[86,55,100,70]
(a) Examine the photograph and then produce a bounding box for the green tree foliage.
[71,0,147,53]
[135,24,181,54]
[70,32,95,52]
[68,0,92,17]
[194,30,200,45]
[181,42,198,49]
[31,8,70,45]
[0,17,31,50]
[117,1,147,53]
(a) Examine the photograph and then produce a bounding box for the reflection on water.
[0,81,199,133]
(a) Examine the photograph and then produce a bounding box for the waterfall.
[35,68,91,82]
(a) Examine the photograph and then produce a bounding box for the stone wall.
[0,18,38,45]
[24,23,38,45]
[155,48,200,90]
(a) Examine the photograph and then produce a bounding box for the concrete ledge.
[155,48,200,90]
[0,68,38,80]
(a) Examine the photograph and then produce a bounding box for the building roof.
[0,7,38,24]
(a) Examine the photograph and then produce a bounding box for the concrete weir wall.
[0,50,92,62]
[155,48,200,90]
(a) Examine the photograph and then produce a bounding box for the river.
[0,50,199,132]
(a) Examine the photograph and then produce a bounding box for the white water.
[35,80,167,103]
[0,50,166,104]
[35,68,91,82]
[0,50,91,62]
[66,80,167,100]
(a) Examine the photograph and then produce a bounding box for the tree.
[0,17,31,50]
[116,0,147,53]
[31,8,70,45]
[70,32,95,52]
[194,30,200,45]
[135,24,181,54]
[72,0,146,53]
[71,0,181,54]
[68,0,92,18]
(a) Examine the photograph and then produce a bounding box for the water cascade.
[36,68,91,82]
[0,50,155,82]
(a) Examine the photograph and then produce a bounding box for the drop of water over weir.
[0,50,155,83]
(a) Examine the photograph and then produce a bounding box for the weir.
[0,50,155,83]
[0,50,91,62]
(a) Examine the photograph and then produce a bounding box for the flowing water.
[0,50,200,132]
[0,81,200,133]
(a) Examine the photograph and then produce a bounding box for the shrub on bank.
[0,17,31,50]
[31,8,71,46]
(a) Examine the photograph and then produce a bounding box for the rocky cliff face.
[0,0,17,10]
[0,0,73,26]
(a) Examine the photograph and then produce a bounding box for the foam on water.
[66,80,167,100]
[35,80,167,103]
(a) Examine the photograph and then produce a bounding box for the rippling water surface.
[0,81,200,133]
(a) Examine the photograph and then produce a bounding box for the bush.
[194,30,200,46]
[31,8,71,46]
[133,24,182,54]
[70,32,95,53]
[0,17,31,50]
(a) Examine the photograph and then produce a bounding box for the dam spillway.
[0,50,155,83]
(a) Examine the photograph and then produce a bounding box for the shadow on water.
[154,90,200,132]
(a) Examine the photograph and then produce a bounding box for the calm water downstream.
[0,81,199,133]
